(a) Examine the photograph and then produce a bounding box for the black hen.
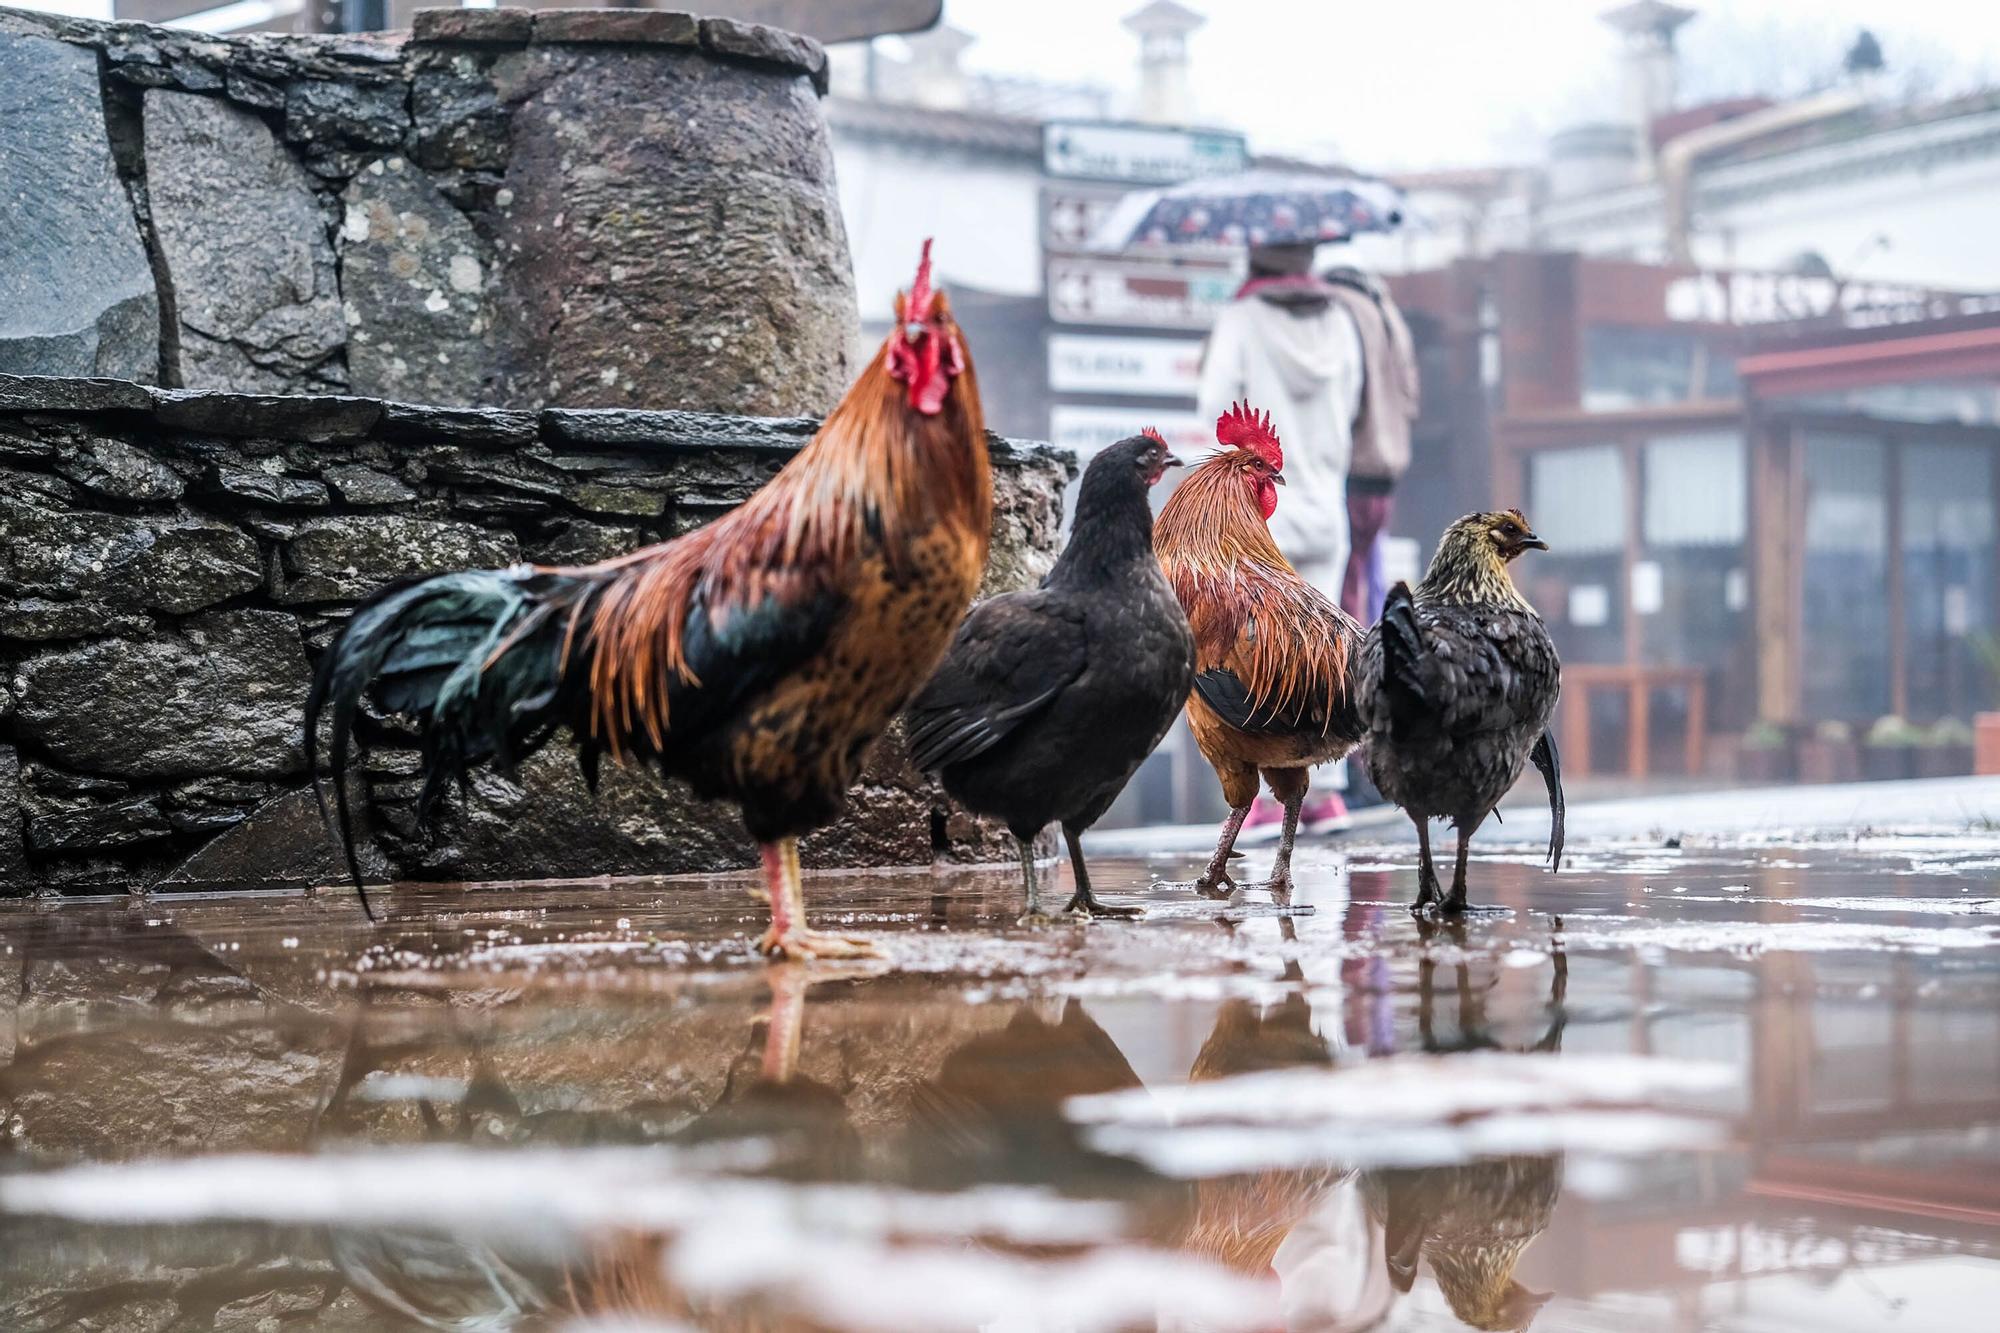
[906,432,1195,920]
[1356,509,1564,914]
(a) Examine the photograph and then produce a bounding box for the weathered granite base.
[0,5,857,416]
[0,374,1072,895]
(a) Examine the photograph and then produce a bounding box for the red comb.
[1216,401,1282,470]
[1140,427,1167,445]
[903,238,937,322]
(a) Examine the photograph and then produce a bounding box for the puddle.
[2,835,1998,1330]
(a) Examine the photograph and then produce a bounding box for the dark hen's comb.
[1216,401,1282,471]
[1140,427,1168,445]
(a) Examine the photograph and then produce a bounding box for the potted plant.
[1862,715,1919,781]
[1736,720,1793,784]
[1797,720,1860,784]
[1916,717,1976,779]
[1974,633,2000,775]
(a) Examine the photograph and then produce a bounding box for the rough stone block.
[0,746,23,890]
[377,400,538,447]
[24,790,172,853]
[536,10,700,46]
[340,159,500,405]
[274,515,518,602]
[161,786,377,890]
[323,463,414,505]
[10,611,313,779]
[410,67,508,171]
[203,465,332,509]
[0,34,160,381]
[698,17,827,83]
[53,437,185,502]
[0,489,263,615]
[143,92,347,393]
[0,600,154,643]
[283,78,409,149]
[413,7,535,45]
[540,408,816,452]
[155,390,382,442]
[0,374,155,414]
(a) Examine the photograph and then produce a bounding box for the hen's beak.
[1521,530,1549,551]
[1164,454,1184,468]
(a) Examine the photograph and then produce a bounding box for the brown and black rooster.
[306,243,989,958]
[1355,510,1564,915]
[905,431,1195,921]
[1155,403,1366,898]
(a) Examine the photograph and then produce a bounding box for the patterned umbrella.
[1089,170,1406,250]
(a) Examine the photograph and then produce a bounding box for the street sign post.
[1047,333,1203,397]
[1046,253,1239,330]
[1042,121,1248,186]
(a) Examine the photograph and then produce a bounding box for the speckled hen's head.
[1420,510,1548,606]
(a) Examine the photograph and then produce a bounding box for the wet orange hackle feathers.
[1155,440,1355,732]
[571,298,989,759]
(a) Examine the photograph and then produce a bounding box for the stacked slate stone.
[0,5,857,414]
[0,375,1074,896]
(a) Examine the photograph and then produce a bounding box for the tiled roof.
[825,97,1042,157]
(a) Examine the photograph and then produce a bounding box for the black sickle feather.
[1530,729,1565,870]
[1378,581,1433,742]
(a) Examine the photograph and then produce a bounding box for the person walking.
[1323,265,1420,628]
[1197,239,1365,837]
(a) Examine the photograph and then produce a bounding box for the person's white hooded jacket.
[1196,284,1364,593]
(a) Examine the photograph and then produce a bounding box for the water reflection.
[2,843,1998,1330]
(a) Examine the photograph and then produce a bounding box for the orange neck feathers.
[1156,447,1356,725]
[578,313,990,757]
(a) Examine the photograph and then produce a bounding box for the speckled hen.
[1355,510,1565,914]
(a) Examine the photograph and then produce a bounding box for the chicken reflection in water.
[306,922,1569,1331]
[1360,917,1568,1332]
[1164,916,1569,1333]
[313,966,864,1331]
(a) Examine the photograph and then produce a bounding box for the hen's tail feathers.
[1378,581,1432,741]
[304,567,603,921]
[1530,728,1565,871]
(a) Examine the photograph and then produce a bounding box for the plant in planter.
[1797,719,1860,785]
[1975,633,2000,775]
[1736,720,1794,784]
[1862,715,1920,782]
[1915,717,1976,779]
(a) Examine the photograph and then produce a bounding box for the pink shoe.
[1301,793,1349,835]
[1235,796,1287,844]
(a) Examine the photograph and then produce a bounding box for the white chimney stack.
[1601,0,1696,173]
[1123,1,1205,126]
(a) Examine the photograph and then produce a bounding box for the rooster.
[306,243,989,958]
[1154,403,1366,897]
[1355,510,1564,914]
[905,431,1194,922]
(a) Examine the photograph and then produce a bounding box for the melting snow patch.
[1064,1053,1731,1177]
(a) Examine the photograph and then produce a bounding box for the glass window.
[1641,434,1750,724]
[1902,442,1995,720]
[1802,433,1891,720]
[1529,445,1626,663]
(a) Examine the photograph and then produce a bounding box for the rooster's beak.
[1271,473,1286,486]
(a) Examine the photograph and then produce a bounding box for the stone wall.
[0,373,1073,896]
[0,5,858,416]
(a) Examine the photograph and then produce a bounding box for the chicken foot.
[1061,825,1142,919]
[1261,770,1309,898]
[755,838,880,960]
[1194,804,1253,899]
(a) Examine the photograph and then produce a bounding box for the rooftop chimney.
[1601,0,1695,174]
[1123,0,1204,126]
[902,22,977,110]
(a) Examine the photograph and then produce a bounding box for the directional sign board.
[1043,121,1248,186]
[1047,333,1203,397]
[1046,254,1239,331]
[1050,405,1209,461]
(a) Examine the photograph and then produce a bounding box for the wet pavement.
[3,795,1999,1331]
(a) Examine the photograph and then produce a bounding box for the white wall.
[831,140,1045,322]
